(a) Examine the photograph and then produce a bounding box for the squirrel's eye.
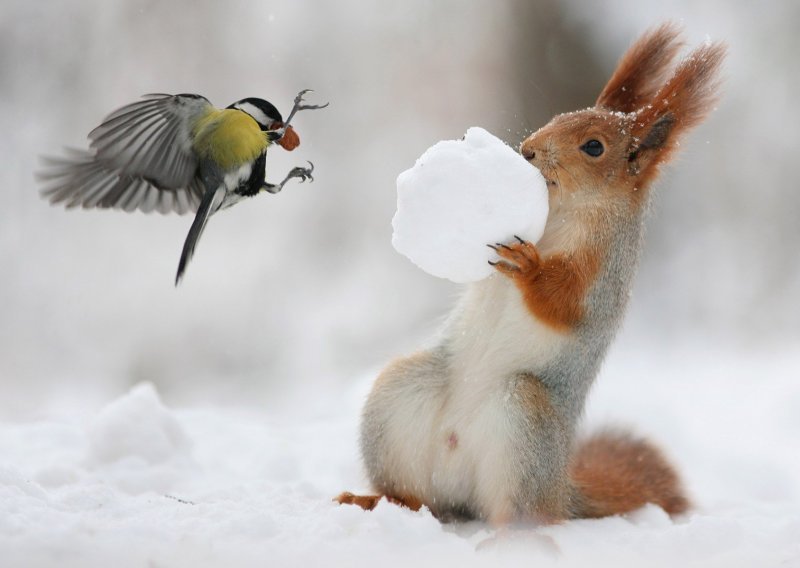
[580,139,604,157]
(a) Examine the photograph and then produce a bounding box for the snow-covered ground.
[2,337,798,567]
[3,2,800,566]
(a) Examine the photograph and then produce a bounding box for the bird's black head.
[228,98,283,131]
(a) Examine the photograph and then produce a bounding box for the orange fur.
[570,430,690,518]
[596,22,684,113]
[335,492,424,512]
[334,492,382,511]
[492,240,600,331]
[510,27,726,330]
[629,41,726,189]
[387,494,424,511]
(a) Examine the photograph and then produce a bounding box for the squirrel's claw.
[489,237,541,277]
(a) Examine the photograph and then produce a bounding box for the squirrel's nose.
[520,139,536,161]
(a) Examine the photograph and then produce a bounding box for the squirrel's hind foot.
[334,491,424,512]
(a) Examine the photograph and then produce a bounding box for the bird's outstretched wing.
[39,94,214,215]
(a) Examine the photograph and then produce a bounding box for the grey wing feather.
[38,94,213,215]
[175,184,227,285]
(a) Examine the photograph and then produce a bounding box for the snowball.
[87,382,191,465]
[392,127,549,283]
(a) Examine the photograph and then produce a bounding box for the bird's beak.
[278,125,300,151]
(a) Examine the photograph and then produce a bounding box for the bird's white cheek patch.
[234,102,270,127]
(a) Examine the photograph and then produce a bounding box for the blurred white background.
[2,0,798,417]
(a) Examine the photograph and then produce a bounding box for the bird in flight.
[39,89,328,284]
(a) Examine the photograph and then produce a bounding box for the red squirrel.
[337,24,725,524]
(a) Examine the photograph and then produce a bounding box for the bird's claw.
[287,161,315,184]
[293,89,314,105]
[284,90,329,127]
[269,162,316,193]
[293,89,329,111]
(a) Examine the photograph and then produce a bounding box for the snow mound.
[392,127,549,283]
[87,382,191,465]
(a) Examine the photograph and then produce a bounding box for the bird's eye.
[580,139,604,157]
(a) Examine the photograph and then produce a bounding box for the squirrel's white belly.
[382,276,571,517]
[446,274,569,376]
[424,383,525,519]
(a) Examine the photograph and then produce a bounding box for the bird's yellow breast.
[192,108,268,170]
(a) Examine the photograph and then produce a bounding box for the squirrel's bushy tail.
[570,429,690,518]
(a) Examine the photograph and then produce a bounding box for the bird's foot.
[265,161,315,194]
[283,90,329,127]
[283,161,314,184]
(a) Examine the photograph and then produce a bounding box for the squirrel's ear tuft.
[596,22,684,113]
[635,40,726,139]
[628,40,726,182]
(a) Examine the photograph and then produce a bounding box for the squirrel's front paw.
[488,236,541,278]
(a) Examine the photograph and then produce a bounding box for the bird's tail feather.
[175,185,224,285]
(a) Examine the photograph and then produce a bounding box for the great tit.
[39,89,328,284]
